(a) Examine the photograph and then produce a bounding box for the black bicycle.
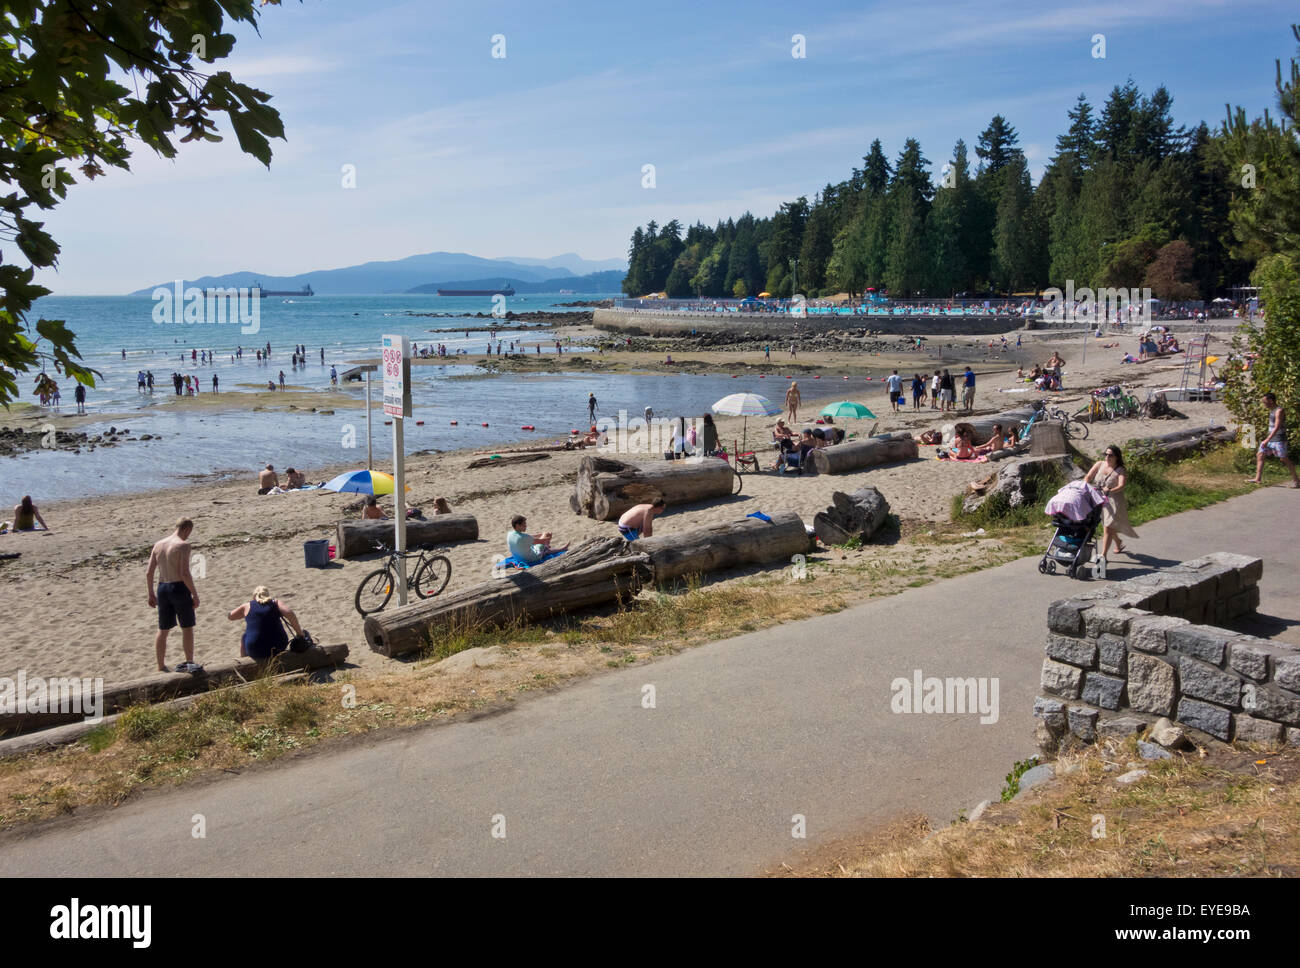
[354,542,453,617]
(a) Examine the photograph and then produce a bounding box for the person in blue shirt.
[507,515,567,564]
[962,367,976,412]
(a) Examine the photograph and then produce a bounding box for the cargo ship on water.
[204,283,314,298]
[436,283,515,296]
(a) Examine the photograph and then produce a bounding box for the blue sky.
[36,0,1299,293]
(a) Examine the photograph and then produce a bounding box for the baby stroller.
[1038,481,1106,579]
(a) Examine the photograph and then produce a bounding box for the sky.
[32,0,1300,293]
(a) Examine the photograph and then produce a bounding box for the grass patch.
[778,743,1300,878]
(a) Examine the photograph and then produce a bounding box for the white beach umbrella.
[712,392,781,455]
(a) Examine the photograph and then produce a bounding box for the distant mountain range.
[130,251,625,295]
[407,271,625,295]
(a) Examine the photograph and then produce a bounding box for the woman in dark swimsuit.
[228,586,303,660]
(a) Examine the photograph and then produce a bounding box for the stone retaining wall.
[1034,553,1300,750]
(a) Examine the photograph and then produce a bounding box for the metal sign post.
[365,369,373,470]
[382,334,412,604]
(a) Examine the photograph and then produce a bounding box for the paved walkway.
[1,487,1295,876]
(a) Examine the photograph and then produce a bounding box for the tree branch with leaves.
[0,0,288,406]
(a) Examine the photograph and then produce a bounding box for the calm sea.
[4,293,870,502]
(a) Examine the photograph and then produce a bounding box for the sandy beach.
[0,325,1237,685]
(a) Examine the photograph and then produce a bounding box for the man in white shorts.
[1249,392,1300,488]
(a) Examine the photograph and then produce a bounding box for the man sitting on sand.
[258,464,279,494]
[618,498,666,541]
[284,467,307,489]
[362,495,387,519]
[507,514,567,564]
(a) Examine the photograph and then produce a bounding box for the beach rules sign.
[382,334,411,418]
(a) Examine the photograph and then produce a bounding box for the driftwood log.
[364,512,811,656]
[0,643,349,737]
[809,432,918,475]
[631,509,810,582]
[570,456,736,520]
[335,514,478,559]
[0,672,308,758]
[812,487,891,545]
[365,539,652,657]
[1125,424,1233,461]
[961,407,1038,445]
[1029,421,1067,457]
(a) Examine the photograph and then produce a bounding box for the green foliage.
[0,0,288,406]
[1224,255,1300,451]
[1001,755,1039,802]
[1220,25,1300,263]
[623,57,1279,302]
[119,704,179,742]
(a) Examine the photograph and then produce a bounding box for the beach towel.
[937,454,988,463]
[497,549,567,570]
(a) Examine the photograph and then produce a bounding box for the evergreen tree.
[991,155,1036,292]
[862,139,892,195]
[975,115,1022,174]
[797,201,834,293]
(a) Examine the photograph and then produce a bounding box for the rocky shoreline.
[0,424,155,458]
[405,310,594,329]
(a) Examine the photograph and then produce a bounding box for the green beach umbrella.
[820,400,877,419]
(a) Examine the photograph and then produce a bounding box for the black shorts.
[157,581,196,630]
[889,391,901,403]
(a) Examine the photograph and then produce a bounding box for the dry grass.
[773,741,1300,877]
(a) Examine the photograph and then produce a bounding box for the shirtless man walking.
[146,517,200,672]
[1248,392,1300,488]
[785,380,802,423]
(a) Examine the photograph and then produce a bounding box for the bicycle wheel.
[1064,417,1090,440]
[732,467,744,494]
[355,567,395,617]
[413,555,452,599]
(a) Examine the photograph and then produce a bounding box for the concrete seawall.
[593,308,1030,338]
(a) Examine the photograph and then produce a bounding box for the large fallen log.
[809,432,918,475]
[813,487,890,545]
[335,513,478,559]
[0,672,308,759]
[959,407,1038,445]
[570,455,736,520]
[1125,424,1233,461]
[631,509,810,581]
[0,643,349,737]
[363,511,812,656]
[364,554,652,657]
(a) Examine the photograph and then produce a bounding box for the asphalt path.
[2,487,1296,876]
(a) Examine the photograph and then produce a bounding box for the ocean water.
[5,293,893,502]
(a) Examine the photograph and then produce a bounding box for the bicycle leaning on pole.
[354,541,453,617]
